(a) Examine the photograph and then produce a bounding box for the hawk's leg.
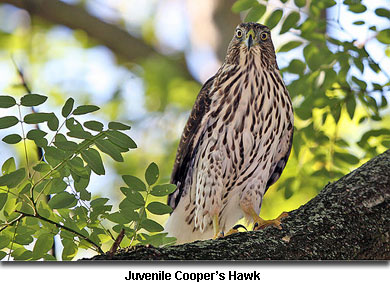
[246,207,288,230]
[212,213,223,239]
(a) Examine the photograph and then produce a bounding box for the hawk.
[165,23,293,244]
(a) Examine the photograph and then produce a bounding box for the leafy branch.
[0,90,176,260]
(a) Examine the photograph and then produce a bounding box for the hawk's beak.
[245,29,255,49]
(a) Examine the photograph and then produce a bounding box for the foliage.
[232,0,390,215]
[0,94,176,261]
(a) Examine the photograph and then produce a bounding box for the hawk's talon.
[252,211,288,231]
[233,224,247,231]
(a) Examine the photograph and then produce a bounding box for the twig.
[108,228,125,258]
[15,210,104,255]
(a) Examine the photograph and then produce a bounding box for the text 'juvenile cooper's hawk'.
[165,23,293,244]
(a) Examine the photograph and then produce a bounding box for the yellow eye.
[260,32,268,41]
[236,29,243,38]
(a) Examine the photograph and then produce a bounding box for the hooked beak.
[245,29,255,49]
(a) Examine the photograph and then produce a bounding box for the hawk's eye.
[236,29,243,38]
[260,32,268,41]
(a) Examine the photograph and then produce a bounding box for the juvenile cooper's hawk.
[165,23,293,244]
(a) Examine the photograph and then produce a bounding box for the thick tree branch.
[1,0,193,79]
[86,150,390,260]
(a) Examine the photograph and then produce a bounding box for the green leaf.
[26,129,47,140]
[334,152,360,165]
[67,130,93,140]
[81,148,105,175]
[120,207,139,221]
[119,197,140,212]
[287,59,306,75]
[284,184,293,199]
[69,157,89,178]
[0,251,6,260]
[145,162,159,186]
[353,20,365,25]
[66,117,84,132]
[90,198,109,208]
[95,139,124,162]
[377,29,390,44]
[44,146,66,166]
[47,113,59,131]
[2,134,22,144]
[79,188,91,200]
[303,44,321,70]
[108,121,131,131]
[244,4,266,22]
[61,98,74,117]
[0,168,26,188]
[352,76,367,90]
[106,212,132,224]
[280,12,300,34]
[19,183,32,194]
[72,105,100,115]
[15,234,34,245]
[33,162,51,173]
[348,4,367,13]
[54,140,78,151]
[294,0,306,8]
[20,94,47,107]
[264,9,283,30]
[2,157,15,174]
[279,41,302,52]
[140,219,164,232]
[0,235,10,250]
[0,193,7,211]
[61,239,78,261]
[0,95,16,108]
[24,113,52,124]
[120,187,145,206]
[33,233,53,259]
[147,202,173,215]
[84,120,104,131]
[47,178,68,194]
[382,140,390,148]
[231,0,257,13]
[106,130,137,149]
[346,96,357,120]
[0,116,19,129]
[150,184,177,197]
[11,248,33,260]
[375,8,390,19]
[48,192,77,209]
[122,175,146,191]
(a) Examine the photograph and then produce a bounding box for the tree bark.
[84,149,390,260]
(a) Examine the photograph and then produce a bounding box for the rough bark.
[1,0,192,79]
[85,150,390,260]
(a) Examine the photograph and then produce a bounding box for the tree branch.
[1,0,193,79]
[85,150,390,260]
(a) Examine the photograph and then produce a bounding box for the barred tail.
[164,196,213,245]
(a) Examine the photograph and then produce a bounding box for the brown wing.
[265,122,293,192]
[168,76,215,209]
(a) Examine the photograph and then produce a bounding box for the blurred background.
[0,0,389,228]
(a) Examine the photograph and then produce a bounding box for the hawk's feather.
[168,76,215,210]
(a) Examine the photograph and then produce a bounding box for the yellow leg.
[212,214,220,239]
[247,207,288,230]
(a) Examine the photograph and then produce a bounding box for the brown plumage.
[165,23,293,244]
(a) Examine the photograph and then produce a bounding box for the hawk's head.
[225,22,277,68]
